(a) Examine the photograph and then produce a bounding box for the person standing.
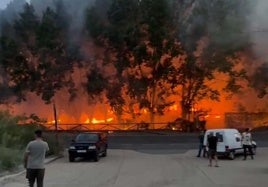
[24,129,49,187]
[242,128,254,160]
[207,134,219,167]
[197,130,206,157]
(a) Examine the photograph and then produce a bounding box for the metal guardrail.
[42,122,181,131]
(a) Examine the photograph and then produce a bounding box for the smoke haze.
[1,0,268,128]
[248,0,268,61]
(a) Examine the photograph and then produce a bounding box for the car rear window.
[76,134,99,142]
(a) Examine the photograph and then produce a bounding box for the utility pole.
[53,102,60,155]
[53,102,58,131]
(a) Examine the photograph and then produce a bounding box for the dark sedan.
[68,132,108,162]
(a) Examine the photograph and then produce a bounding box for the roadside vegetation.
[0,110,60,172]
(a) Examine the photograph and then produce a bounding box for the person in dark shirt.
[207,134,219,167]
[197,130,206,157]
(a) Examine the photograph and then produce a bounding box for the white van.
[203,128,256,160]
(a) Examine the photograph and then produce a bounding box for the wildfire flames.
[1,1,268,131]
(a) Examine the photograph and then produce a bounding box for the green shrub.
[0,111,37,149]
[0,146,23,171]
[0,110,56,172]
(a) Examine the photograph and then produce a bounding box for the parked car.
[68,132,108,162]
[203,128,257,160]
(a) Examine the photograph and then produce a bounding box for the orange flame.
[85,117,114,124]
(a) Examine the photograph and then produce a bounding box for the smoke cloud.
[248,0,268,61]
[1,0,268,126]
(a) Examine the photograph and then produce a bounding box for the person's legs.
[202,146,206,157]
[197,144,202,157]
[36,169,45,187]
[214,153,219,167]
[247,145,254,159]
[27,169,37,187]
[243,145,247,160]
[208,150,212,166]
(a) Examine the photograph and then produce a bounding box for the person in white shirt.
[241,128,254,160]
[24,129,49,187]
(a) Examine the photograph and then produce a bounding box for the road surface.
[1,148,268,187]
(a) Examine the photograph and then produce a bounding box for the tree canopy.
[0,0,267,123]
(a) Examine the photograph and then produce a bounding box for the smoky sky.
[0,0,28,10]
[248,0,268,61]
[0,0,95,36]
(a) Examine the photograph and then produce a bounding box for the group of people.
[22,128,255,186]
[197,128,254,167]
[197,130,219,167]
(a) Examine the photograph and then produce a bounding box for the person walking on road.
[197,130,206,157]
[24,129,49,187]
[207,134,219,167]
[242,128,254,160]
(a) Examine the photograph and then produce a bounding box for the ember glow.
[86,117,114,124]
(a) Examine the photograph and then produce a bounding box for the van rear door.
[233,132,243,151]
[215,131,225,153]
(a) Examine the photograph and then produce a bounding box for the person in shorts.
[24,129,49,187]
[207,133,219,167]
[242,128,254,160]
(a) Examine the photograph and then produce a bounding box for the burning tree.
[0,3,75,104]
[0,0,267,128]
[85,0,182,124]
[85,0,253,124]
[169,0,252,120]
[250,63,268,98]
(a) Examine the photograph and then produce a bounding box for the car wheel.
[69,155,75,162]
[94,152,100,162]
[102,148,107,157]
[229,151,235,160]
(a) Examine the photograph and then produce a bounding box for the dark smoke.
[248,0,268,61]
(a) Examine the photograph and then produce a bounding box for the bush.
[0,110,59,172]
[0,146,23,171]
[0,110,40,147]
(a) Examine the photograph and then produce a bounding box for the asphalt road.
[2,148,268,187]
[1,131,268,187]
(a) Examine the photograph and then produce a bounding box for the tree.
[14,3,39,50]
[0,36,30,103]
[1,3,76,104]
[250,63,268,98]
[86,0,182,124]
[84,0,137,123]
[0,3,38,103]
[171,0,252,120]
